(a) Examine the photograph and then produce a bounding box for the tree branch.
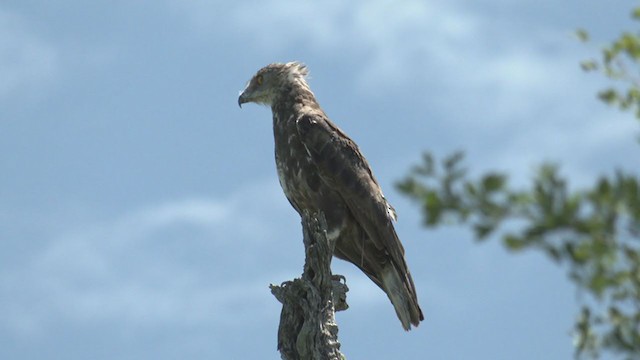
[270,210,349,360]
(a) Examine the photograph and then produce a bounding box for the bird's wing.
[295,113,407,269]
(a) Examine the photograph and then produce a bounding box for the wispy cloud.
[0,9,58,102]
[168,0,639,186]
[0,179,295,339]
[170,0,478,79]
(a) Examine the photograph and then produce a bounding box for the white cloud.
[0,9,58,101]
[168,0,479,84]
[168,0,639,186]
[169,0,603,122]
[0,179,296,338]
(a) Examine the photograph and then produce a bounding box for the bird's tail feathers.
[381,264,424,331]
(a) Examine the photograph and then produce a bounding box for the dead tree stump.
[270,210,349,360]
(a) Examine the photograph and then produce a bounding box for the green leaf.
[443,151,465,171]
[481,174,506,193]
[580,60,599,72]
[413,152,434,176]
[589,274,608,297]
[503,234,526,250]
[576,29,590,42]
[473,222,495,239]
[567,242,591,264]
[464,182,477,197]
[598,89,619,104]
[423,191,442,225]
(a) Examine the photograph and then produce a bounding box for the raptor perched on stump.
[239,62,423,330]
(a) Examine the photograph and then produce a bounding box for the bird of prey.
[238,62,423,330]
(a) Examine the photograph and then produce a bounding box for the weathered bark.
[270,210,349,360]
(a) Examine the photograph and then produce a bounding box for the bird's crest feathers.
[283,61,309,81]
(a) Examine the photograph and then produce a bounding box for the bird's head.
[238,62,309,108]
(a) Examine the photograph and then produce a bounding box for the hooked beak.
[238,91,248,108]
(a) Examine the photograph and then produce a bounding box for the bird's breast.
[275,144,317,209]
[273,113,326,213]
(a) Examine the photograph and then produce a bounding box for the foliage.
[397,154,640,358]
[578,8,640,121]
[397,6,640,359]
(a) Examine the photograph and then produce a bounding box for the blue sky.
[1,1,639,359]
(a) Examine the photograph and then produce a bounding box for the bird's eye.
[256,75,263,86]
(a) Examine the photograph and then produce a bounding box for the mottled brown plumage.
[239,62,423,330]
